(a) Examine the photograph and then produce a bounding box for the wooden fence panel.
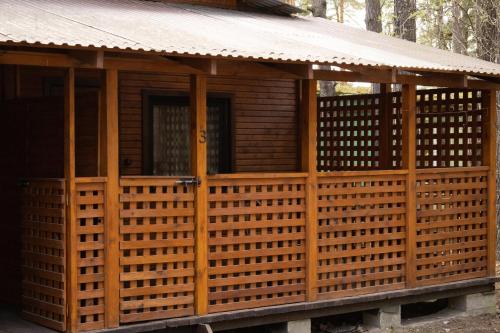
[75,179,106,331]
[415,168,489,286]
[207,174,307,312]
[317,94,382,171]
[21,179,66,331]
[318,89,485,172]
[119,177,195,323]
[393,89,485,169]
[316,171,407,300]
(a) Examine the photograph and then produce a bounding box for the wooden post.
[300,79,318,302]
[64,68,77,333]
[379,84,392,169]
[402,84,417,288]
[483,90,497,277]
[102,69,120,328]
[191,74,208,315]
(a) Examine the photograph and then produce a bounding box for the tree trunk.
[436,5,447,49]
[452,1,468,55]
[312,0,335,97]
[365,0,382,93]
[475,0,498,62]
[311,0,326,18]
[338,0,345,24]
[394,0,417,42]
[365,0,382,32]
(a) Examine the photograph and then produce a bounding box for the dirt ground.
[395,262,500,333]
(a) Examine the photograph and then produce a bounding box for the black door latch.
[176,177,201,187]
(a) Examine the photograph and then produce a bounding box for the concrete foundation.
[363,305,401,332]
[286,319,311,333]
[449,291,496,316]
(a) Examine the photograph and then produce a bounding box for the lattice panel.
[207,176,307,312]
[75,179,106,331]
[416,168,488,286]
[389,92,403,168]
[390,89,484,168]
[415,89,484,168]
[317,172,407,300]
[21,179,66,332]
[317,94,381,171]
[318,89,485,171]
[119,178,195,323]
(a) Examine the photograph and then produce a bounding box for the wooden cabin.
[0,0,499,332]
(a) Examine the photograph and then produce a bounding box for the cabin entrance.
[0,88,99,332]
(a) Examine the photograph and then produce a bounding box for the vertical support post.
[102,69,120,327]
[64,68,77,333]
[483,90,497,277]
[300,79,318,302]
[401,84,417,288]
[379,84,392,169]
[191,74,208,315]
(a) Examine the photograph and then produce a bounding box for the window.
[143,94,231,176]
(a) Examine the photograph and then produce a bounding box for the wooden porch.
[0,62,497,332]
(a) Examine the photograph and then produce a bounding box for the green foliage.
[335,83,370,95]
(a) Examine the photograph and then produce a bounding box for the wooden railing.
[316,170,408,299]
[119,177,196,323]
[415,167,489,286]
[207,173,308,312]
[64,168,494,331]
[21,178,66,332]
[75,178,106,331]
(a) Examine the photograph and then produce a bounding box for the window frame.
[141,90,233,176]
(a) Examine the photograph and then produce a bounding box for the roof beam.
[0,50,78,67]
[68,50,104,68]
[166,56,217,75]
[314,69,395,83]
[396,73,468,88]
[336,63,397,80]
[314,68,472,88]
[472,75,500,85]
[217,60,299,79]
[104,55,201,74]
[468,79,500,90]
[259,63,313,79]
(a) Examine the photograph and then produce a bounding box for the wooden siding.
[119,72,298,175]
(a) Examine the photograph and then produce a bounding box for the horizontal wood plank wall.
[119,72,298,175]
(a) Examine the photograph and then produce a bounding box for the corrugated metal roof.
[1,0,499,77]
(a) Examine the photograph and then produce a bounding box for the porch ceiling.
[1,0,500,77]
